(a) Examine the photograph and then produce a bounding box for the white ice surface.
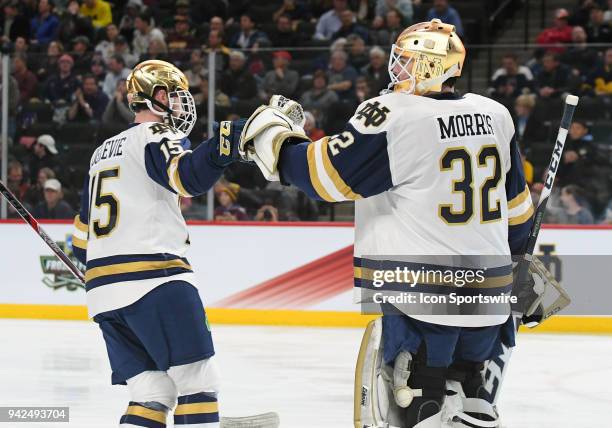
[0,320,610,427]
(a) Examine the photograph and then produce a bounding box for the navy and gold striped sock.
[174,392,219,427]
[119,402,167,427]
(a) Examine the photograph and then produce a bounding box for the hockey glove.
[210,119,247,168]
[268,95,306,128]
[514,257,571,328]
[239,96,309,181]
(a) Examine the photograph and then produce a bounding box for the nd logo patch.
[40,235,86,291]
[355,101,390,127]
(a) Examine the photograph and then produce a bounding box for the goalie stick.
[483,94,579,405]
[1,181,281,427]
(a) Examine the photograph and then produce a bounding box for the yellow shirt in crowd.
[523,159,534,185]
[80,0,112,28]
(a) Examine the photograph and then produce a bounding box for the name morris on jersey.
[436,113,494,141]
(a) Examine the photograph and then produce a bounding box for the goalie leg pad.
[355,318,402,428]
[399,346,447,428]
[354,319,447,428]
[447,362,500,428]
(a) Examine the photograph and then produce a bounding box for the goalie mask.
[126,59,197,135]
[388,19,465,95]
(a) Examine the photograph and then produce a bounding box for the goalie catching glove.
[239,95,310,181]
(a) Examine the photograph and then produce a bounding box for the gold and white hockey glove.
[268,95,306,128]
[239,95,309,181]
[518,256,571,328]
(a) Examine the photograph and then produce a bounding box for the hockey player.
[239,20,534,427]
[71,60,244,428]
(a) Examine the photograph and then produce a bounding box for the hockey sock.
[119,401,167,427]
[174,392,219,427]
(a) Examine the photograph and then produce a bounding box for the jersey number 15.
[90,167,120,238]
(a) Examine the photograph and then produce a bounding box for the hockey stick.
[221,412,280,428]
[513,94,579,316]
[0,180,85,284]
[483,94,579,405]
[1,181,281,426]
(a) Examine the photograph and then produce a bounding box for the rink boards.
[0,220,611,333]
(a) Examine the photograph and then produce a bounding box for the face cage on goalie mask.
[387,44,417,94]
[387,44,460,95]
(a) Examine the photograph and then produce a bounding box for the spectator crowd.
[0,0,611,224]
[489,1,612,224]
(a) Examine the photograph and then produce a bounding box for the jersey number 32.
[439,146,502,225]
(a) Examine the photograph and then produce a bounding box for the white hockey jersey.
[278,92,534,327]
[72,122,225,317]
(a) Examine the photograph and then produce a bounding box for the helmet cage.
[167,89,196,136]
[388,44,416,94]
[134,87,197,136]
[388,43,447,95]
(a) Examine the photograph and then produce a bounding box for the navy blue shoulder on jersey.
[506,134,534,254]
[144,136,225,197]
[506,134,526,201]
[279,123,393,202]
[144,141,177,193]
[331,123,393,198]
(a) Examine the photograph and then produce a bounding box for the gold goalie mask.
[388,19,465,95]
[126,60,197,135]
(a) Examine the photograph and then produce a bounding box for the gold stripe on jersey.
[508,203,534,226]
[125,405,166,424]
[85,259,192,282]
[508,185,531,210]
[174,402,219,416]
[73,215,88,232]
[72,236,87,250]
[167,152,192,197]
[354,266,362,279]
[354,266,513,289]
[307,142,335,202]
[72,215,88,245]
[320,139,362,200]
